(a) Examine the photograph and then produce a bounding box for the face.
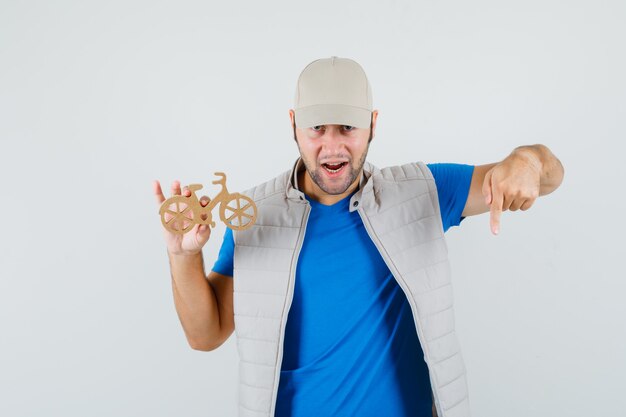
[289,110,378,196]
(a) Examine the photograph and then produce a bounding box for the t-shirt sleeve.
[211,227,235,277]
[425,163,475,233]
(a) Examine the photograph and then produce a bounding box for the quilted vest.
[232,158,471,417]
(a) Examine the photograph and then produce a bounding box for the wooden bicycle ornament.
[159,172,257,234]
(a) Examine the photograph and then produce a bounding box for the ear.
[289,109,298,143]
[289,109,295,129]
[370,109,379,139]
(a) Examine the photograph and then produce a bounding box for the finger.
[502,193,513,211]
[171,180,181,196]
[509,198,524,211]
[182,185,190,197]
[509,197,528,211]
[520,199,535,211]
[199,196,209,207]
[490,188,503,235]
[153,180,166,206]
[482,170,493,205]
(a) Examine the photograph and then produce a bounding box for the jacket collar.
[285,157,376,211]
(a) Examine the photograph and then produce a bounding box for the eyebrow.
[310,124,354,128]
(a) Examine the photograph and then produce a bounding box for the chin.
[313,168,354,195]
[319,184,351,195]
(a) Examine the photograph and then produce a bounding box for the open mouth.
[322,162,348,174]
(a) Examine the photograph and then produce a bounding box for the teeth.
[323,163,344,173]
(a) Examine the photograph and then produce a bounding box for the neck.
[298,168,361,206]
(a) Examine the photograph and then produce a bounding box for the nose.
[320,126,346,154]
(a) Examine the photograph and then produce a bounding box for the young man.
[154,56,564,417]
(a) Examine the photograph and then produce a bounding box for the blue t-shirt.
[212,162,474,417]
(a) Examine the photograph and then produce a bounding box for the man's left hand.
[481,151,542,235]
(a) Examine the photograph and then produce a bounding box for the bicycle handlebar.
[212,172,226,185]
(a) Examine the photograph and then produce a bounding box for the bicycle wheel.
[219,193,257,231]
[160,196,197,234]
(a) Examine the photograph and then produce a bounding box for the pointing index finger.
[490,189,503,235]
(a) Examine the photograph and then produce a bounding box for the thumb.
[190,224,211,251]
[197,224,212,242]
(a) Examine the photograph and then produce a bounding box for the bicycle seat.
[187,184,203,192]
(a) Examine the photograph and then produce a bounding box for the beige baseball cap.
[293,56,373,129]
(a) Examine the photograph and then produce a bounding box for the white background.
[1,1,624,416]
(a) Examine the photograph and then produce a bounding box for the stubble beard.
[299,145,369,195]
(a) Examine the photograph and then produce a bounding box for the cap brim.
[295,104,371,129]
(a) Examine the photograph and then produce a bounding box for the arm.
[153,179,235,351]
[168,252,234,351]
[461,144,564,234]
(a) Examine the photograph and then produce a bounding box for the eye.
[343,125,355,131]
[311,125,324,131]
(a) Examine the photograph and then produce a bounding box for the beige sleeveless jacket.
[232,158,471,417]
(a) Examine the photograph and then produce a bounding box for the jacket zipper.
[269,202,311,416]
[355,207,445,417]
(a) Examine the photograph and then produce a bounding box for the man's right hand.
[153,179,212,256]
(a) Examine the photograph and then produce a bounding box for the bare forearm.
[511,144,564,195]
[168,251,221,350]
